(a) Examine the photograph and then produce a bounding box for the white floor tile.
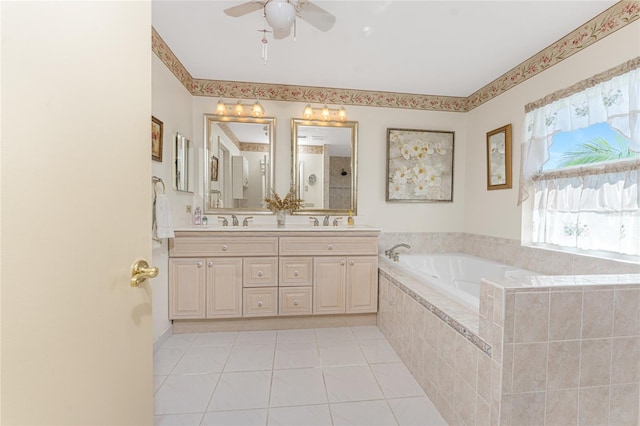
[191,331,238,347]
[161,333,197,349]
[323,365,384,403]
[154,373,219,415]
[358,339,402,364]
[370,363,425,399]
[208,370,272,412]
[277,328,317,343]
[153,413,204,426]
[351,326,385,340]
[154,375,167,395]
[201,409,268,426]
[268,404,332,426]
[235,330,277,346]
[172,345,232,375]
[224,344,275,372]
[387,397,448,426]
[319,341,366,366]
[330,400,398,426]
[270,368,328,407]
[154,347,187,376]
[274,341,321,369]
[315,327,356,344]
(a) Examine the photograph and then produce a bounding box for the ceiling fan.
[224,0,336,40]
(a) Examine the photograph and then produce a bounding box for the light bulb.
[303,104,313,119]
[234,101,244,116]
[338,106,347,121]
[252,101,264,117]
[216,100,226,116]
[264,0,296,31]
[321,105,330,121]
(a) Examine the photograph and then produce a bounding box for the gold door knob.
[130,259,159,287]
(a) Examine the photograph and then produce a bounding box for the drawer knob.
[293,271,299,277]
[257,301,263,307]
[327,244,334,250]
[340,259,345,265]
[349,260,354,265]
[197,262,203,268]
[293,300,299,306]
[221,245,228,251]
[208,261,213,267]
[258,271,264,277]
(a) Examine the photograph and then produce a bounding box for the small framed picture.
[210,155,219,182]
[486,124,512,190]
[152,116,163,162]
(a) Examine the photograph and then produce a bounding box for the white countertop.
[172,224,381,233]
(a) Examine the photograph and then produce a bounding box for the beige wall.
[464,21,640,240]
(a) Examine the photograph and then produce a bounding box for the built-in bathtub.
[395,253,537,311]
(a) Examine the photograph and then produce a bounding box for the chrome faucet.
[242,216,253,227]
[217,216,228,227]
[231,214,239,226]
[385,243,411,261]
[323,215,330,226]
[309,217,319,227]
[332,217,343,227]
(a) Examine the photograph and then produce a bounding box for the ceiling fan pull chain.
[261,32,268,65]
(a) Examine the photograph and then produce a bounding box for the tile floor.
[154,326,447,425]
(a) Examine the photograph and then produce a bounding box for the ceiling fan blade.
[224,1,265,17]
[296,0,336,32]
[273,26,292,39]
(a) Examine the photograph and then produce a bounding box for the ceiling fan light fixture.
[264,0,296,31]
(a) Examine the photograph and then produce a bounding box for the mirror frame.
[203,114,276,215]
[174,132,193,193]
[291,118,358,215]
[486,123,512,190]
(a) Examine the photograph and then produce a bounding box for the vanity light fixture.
[215,99,265,117]
[302,104,347,121]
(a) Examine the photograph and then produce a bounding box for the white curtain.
[519,61,640,204]
[532,161,639,256]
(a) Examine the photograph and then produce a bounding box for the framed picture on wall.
[486,124,512,190]
[151,116,163,162]
[386,128,455,202]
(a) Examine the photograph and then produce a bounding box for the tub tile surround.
[378,232,639,425]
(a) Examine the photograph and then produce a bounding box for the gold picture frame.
[386,128,455,202]
[486,124,512,190]
[152,116,163,162]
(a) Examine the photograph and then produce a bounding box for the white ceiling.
[152,1,616,97]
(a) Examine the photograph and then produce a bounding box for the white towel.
[154,194,175,239]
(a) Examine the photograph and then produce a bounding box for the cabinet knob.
[340,259,345,265]
[257,301,263,307]
[349,260,354,265]
[197,262,203,268]
[221,245,228,251]
[293,271,299,277]
[327,244,333,250]
[208,261,213,267]
[258,271,263,277]
[293,300,299,306]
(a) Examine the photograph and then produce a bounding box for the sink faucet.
[385,243,411,261]
[242,216,253,227]
[231,214,239,226]
[323,215,330,226]
[333,217,343,227]
[217,216,228,227]
[309,217,319,227]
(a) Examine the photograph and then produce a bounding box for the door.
[2,2,153,424]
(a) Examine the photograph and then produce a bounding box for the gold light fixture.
[216,99,265,117]
[302,104,347,121]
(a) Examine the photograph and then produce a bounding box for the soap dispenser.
[193,206,202,225]
[347,210,354,227]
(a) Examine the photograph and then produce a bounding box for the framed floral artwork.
[151,116,163,162]
[486,124,512,190]
[386,128,455,202]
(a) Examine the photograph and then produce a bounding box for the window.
[519,60,640,258]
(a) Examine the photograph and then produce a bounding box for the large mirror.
[174,132,193,193]
[204,114,275,214]
[291,119,358,215]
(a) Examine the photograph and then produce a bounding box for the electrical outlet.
[186,205,192,213]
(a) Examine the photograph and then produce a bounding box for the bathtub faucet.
[385,244,411,261]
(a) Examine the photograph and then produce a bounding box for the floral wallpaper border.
[152,2,638,113]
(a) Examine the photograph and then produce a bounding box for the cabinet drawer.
[243,288,278,317]
[279,237,378,256]
[279,287,312,316]
[279,257,313,286]
[243,257,278,287]
[170,236,278,257]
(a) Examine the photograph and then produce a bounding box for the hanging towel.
[154,193,175,239]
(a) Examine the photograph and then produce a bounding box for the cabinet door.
[206,258,243,318]
[313,257,346,314]
[346,256,379,313]
[169,258,206,319]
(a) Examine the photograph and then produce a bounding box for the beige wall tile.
[502,344,514,395]
[610,383,639,426]
[546,341,580,390]
[499,394,512,426]
[453,376,476,426]
[512,342,548,392]
[455,334,479,390]
[582,290,614,338]
[549,291,582,341]
[436,320,457,367]
[580,339,612,387]
[437,356,455,402]
[514,292,549,343]
[494,286,505,327]
[504,293,515,344]
[510,391,545,425]
[477,353,492,404]
[423,310,439,348]
[491,360,502,402]
[611,336,640,385]
[579,386,610,426]
[545,389,578,426]
[613,288,640,337]
[476,395,490,426]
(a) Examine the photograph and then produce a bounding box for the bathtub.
[395,253,537,310]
